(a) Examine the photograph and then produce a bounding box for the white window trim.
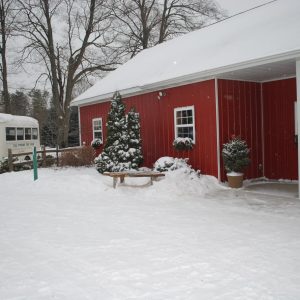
[174,105,196,143]
[92,117,103,142]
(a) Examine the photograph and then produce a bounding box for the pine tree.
[127,107,143,169]
[96,92,130,173]
[222,136,250,173]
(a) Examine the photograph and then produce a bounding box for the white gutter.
[71,50,300,107]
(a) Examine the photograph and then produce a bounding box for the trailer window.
[17,128,24,140]
[25,128,31,140]
[6,127,16,141]
[32,128,38,140]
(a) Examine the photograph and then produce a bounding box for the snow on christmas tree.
[127,107,143,169]
[95,92,130,173]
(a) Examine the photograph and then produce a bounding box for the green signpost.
[33,146,38,181]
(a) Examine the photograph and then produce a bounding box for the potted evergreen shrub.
[222,136,250,188]
[173,137,193,151]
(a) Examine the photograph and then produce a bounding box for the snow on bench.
[103,171,165,188]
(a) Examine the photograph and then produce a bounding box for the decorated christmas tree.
[95,92,130,173]
[127,107,143,169]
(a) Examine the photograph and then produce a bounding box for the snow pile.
[1,167,300,299]
[157,168,222,197]
[153,156,223,196]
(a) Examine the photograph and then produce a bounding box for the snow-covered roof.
[0,113,39,127]
[72,0,300,106]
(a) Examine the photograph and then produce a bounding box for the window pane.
[94,131,102,139]
[25,128,31,140]
[6,127,16,141]
[177,126,194,140]
[32,128,38,140]
[175,107,194,141]
[17,128,24,140]
[93,119,102,131]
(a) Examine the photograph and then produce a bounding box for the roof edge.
[72,49,300,107]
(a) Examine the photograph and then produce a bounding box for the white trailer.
[0,113,40,159]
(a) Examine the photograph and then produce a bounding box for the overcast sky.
[216,0,272,15]
[9,0,272,92]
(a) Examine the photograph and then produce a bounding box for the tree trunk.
[0,0,11,113]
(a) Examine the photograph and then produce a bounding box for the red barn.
[72,0,300,186]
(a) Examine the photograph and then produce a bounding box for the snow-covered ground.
[0,167,300,299]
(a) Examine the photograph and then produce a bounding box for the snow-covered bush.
[222,136,250,173]
[91,138,102,149]
[154,156,198,174]
[173,137,193,151]
[0,157,9,174]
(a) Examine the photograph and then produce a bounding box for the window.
[174,106,195,142]
[25,128,31,140]
[92,118,103,141]
[32,128,38,140]
[6,127,16,141]
[17,128,24,140]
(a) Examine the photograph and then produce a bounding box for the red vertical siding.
[80,79,218,177]
[218,79,263,180]
[262,78,297,180]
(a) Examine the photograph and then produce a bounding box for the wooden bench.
[103,171,165,188]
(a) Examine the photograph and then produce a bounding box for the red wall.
[80,77,298,181]
[218,79,263,180]
[262,78,297,180]
[80,80,218,177]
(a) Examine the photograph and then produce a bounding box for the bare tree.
[0,0,16,113]
[16,0,118,146]
[113,0,224,57]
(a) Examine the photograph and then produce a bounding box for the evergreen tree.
[42,99,58,147]
[127,107,143,169]
[10,90,30,116]
[96,92,130,173]
[29,89,49,144]
[68,106,79,146]
[222,136,250,173]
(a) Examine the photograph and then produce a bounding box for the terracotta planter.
[227,173,244,188]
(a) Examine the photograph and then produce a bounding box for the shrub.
[60,146,95,167]
[0,157,9,174]
[173,137,193,151]
[154,156,190,172]
[222,136,250,173]
[45,155,55,167]
[77,146,95,166]
[154,156,200,177]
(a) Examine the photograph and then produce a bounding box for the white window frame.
[92,118,103,142]
[174,105,196,143]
